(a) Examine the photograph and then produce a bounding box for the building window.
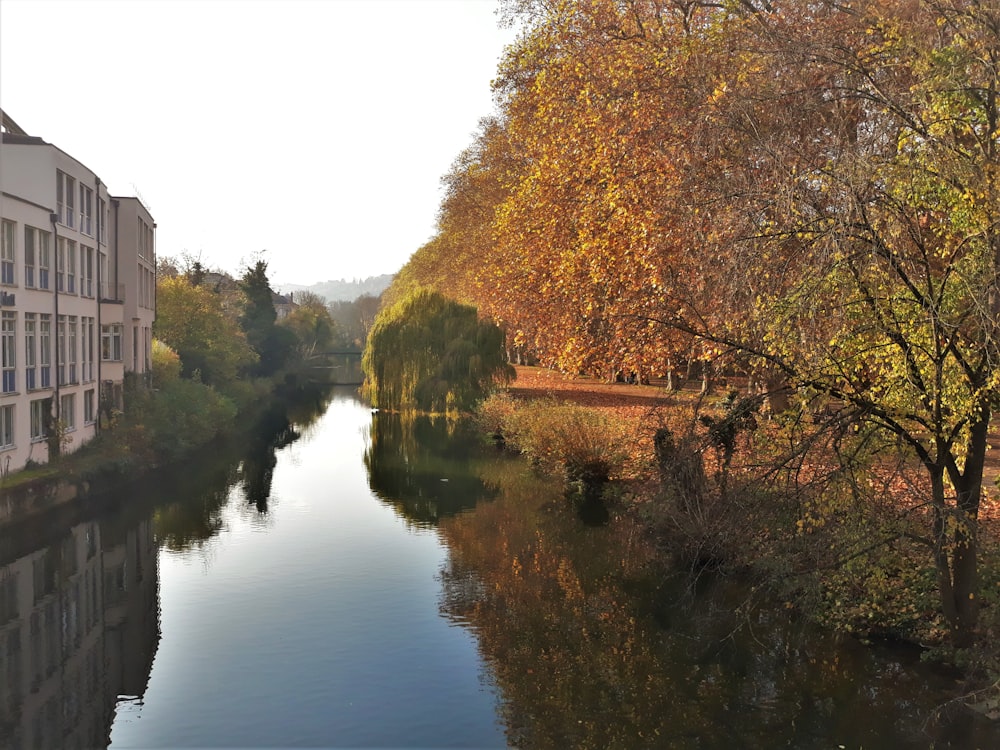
[39,314,51,388]
[83,389,95,425]
[24,313,36,390]
[101,324,122,362]
[1,311,15,394]
[34,228,51,290]
[98,198,107,245]
[80,185,93,236]
[57,171,75,228]
[99,252,110,300]
[68,316,78,385]
[56,238,76,294]
[30,398,50,441]
[0,404,13,450]
[81,246,94,297]
[1,220,14,286]
[60,393,75,432]
[57,316,67,386]
[23,226,35,287]
[81,317,94,382]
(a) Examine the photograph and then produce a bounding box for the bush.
[151,339,182,389]
[478,394,634,500]
[128,378,238,463]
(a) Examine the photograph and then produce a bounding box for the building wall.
[112,197,156,378]
[0,128,153,474]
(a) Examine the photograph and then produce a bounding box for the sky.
[0,0,518,286]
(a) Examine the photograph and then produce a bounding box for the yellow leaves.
[708,79,728,104]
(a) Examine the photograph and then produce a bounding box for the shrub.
[478,394,634,500]
[151,339,182,388]
[128,378,237,463]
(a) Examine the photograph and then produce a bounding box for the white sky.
[0,0,517,285]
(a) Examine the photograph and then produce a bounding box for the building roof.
[1,132,47,146]
[0,109,28,136]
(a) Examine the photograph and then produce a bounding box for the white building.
[0,111,155,474]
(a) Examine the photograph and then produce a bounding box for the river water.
[1,383,998,748]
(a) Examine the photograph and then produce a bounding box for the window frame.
[57,171,76,228]
[0,404,13,450]
[83,389,95,425]
[24,312,36,390]
[1,220,14,286]
[29,398,50,441]
[101,324,123,362]
[1,311,16,394]
[60,392,75,432]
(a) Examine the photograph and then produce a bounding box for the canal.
[1,383,998,748]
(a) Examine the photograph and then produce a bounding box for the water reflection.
[152,380,335,550]
[364,411,497,527]
[0,379,337,747]
[5,385,998,748]
[0,516,158,749]
[435,461,1000,749]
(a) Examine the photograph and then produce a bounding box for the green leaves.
[362,289,514,413]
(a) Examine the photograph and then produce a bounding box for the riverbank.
[0,369,337,526]
[501,366,1000,677]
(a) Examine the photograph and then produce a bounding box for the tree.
[280,292,337,357]
[362,289,514,412]
[416,0,1000,646]
[653,0,1000,646]
[239,259,295,375]
[154,276,257,386]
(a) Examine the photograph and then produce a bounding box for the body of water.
[1,384,997,748]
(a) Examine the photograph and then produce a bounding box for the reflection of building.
[0,110,156,473]
[0,516,158,747]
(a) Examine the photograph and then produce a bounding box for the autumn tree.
[650,0,1000,646]
[279,291,338,358]
[427,0,1000,646]
[154,276,257,386]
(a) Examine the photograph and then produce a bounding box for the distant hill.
[276,274,393,302]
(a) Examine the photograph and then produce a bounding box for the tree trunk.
[764,372,792,415]
[701,360,713,395]
[946,406,990,646]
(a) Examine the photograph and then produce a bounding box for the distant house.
[0,110,155,473]
[272,291,297,320]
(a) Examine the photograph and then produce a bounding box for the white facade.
[0,112,155,473]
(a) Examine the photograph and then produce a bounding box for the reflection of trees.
[154,380,332,548]
[152,461,239,552]
[363,412,496,527]
[438,464,999,749]
[239,407,300,514]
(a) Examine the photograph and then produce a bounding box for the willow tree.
[362,290,514,413]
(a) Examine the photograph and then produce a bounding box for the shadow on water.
[0,378,337,748]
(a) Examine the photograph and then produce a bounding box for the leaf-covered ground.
[506,365,1000,539]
